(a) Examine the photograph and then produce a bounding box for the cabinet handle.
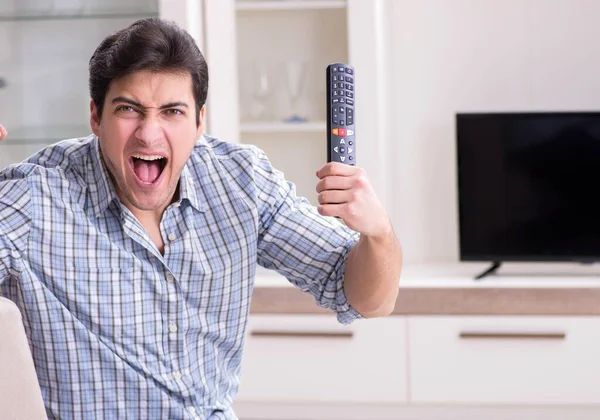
[251,330,354,339]
[459,331,566,340]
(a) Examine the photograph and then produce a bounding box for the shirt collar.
[177,162,205,212]
[86,135,120,218]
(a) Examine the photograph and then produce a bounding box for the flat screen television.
[456,112,600,277]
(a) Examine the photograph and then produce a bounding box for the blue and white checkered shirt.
[0,134,361,419]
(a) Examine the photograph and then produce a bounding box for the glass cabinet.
[0,0,159,169]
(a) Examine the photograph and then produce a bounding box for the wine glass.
[284,61,307,123]
[249,60,273,121]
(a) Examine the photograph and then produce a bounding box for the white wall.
[388,0,600,264]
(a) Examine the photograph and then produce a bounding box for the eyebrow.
[111,96,189,110]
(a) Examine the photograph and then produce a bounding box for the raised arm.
[316,162,402,318]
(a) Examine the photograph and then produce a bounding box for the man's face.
[90,70,204,214]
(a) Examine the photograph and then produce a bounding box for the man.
[0,18,401,420]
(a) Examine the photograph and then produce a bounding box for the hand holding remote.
[315,162,390,237]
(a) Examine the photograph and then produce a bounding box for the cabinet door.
[409,316,600,405]
[236,314,408,404]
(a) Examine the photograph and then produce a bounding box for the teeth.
[132,154,164,161]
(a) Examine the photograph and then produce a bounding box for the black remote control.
[326,63,355,165]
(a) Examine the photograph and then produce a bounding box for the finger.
[316,162,358,179]
[316,175,353,193]
[317,203,344,218]
[318,190,352,205]
[0,125,6,141]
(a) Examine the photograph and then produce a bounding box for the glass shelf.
[0,8,158,22]
[236,1,346,11]
[1,125,92,145]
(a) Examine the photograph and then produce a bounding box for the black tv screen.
[456,112,600,262]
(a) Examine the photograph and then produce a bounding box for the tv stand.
[475,261,502,280]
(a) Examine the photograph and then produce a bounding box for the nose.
[135,114,164,145]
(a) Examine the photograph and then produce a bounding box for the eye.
[165,109,184,116]
[116,105,137,113]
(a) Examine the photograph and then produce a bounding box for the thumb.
[0,125,7,141]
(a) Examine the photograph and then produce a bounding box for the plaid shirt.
[0,135,361,419]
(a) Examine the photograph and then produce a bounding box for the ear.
[196,105,206,138]
[90,99,101,137]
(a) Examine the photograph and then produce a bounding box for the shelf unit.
[198,0,392,212]
[233,0,349,204]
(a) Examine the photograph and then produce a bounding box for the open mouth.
[130,154,168,185]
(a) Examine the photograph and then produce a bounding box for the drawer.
[236,314,407,403]
[408,316,600,405]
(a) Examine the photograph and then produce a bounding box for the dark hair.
[89,17,208,126]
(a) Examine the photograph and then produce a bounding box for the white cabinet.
[234,312,600,420]
[236,314,408,404]
[408,315,600,405]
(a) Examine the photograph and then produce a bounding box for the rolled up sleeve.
[253,147,362,325]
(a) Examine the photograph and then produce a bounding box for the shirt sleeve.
[252,147,362,325]
[0,167,33,286]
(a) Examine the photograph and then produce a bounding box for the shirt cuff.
[336,302,363,325]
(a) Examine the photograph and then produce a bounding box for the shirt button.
[166,273,175,283]
[169,324,178,333]
[188,407,196,414]
[168,233,176,241]
[173,371,182,380]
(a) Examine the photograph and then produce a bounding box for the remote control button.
[345,91,353,98]
[333,119,339,124]
[347,108,353,116]
[347,118,353,125]
[332,128,339,135]
[333,83,338,89]
[347,77,354,83]
[348,148,353,154]
[340,147,346,153]
[339,98,345,103]
[334,146,338,153]
[348,140,353,146]
[338,106,344,113]
[340,156,346,162]
[345,83,353,91]
[347,130,354,135]
[339,137,346,143]
[349,156,353,161]
[332,98,339,103]
[332,91,338,97]
[345,68,353,74]
[338,66,344,72]
[346,99,353,105]
[339,129,347,136]
[340,121,345,126]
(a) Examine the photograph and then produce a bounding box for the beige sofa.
[0,297,47,419]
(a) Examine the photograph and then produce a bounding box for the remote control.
[326,63,355,165]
